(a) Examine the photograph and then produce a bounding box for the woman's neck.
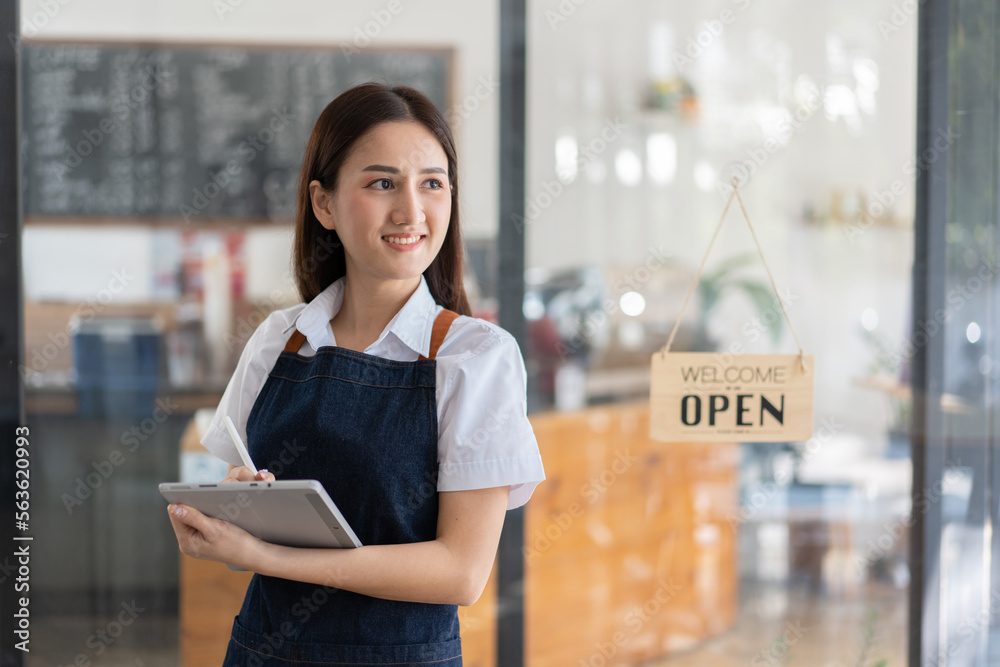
[331,274,421,345]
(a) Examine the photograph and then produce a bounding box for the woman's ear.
[309,180,336,230]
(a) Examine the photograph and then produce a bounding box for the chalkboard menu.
[21,42,452,222]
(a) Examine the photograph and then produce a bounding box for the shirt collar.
[282,275,439,357]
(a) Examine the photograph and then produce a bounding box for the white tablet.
[159,479,362,549]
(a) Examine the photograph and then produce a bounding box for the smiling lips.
[382,234,425,250]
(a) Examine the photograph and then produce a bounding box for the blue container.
[72,318,164,418]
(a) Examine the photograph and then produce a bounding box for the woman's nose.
[391,185,425,225]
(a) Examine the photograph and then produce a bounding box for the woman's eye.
[369,178,392,190]
[423,179,445,190]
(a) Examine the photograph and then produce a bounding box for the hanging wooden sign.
[650,352,814,442]
[650,180,815,443]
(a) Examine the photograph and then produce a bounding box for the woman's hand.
[166,466,274,567]
[166,503,260,568]
[222,465,276,483]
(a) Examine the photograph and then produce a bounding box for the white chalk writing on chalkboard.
[22,43,451,222]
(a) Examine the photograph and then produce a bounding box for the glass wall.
[521,1,916,664]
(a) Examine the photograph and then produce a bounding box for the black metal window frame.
[910,0,949,663]
[496,0,527,664]
[1,0,25,664]
[910,0,1000,664]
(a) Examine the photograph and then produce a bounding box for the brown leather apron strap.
[420,309,460,361]
[283,329,307,354]
[283,309,459,359]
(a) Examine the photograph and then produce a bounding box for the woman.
[167,82,545,666]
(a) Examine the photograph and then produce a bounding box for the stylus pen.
[224,415,258,475]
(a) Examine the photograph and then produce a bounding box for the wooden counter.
[180,401,738,665]
[521,401,738,665]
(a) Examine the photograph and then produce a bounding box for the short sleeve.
[199,319,272,467]
[437,332,545,510]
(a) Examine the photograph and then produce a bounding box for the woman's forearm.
[249,539,483,606]
[244,487,509,607]
[168,487,509,607]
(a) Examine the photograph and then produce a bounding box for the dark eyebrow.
[361,165,447,176]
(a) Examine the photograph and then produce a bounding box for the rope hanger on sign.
[655,178,807,372]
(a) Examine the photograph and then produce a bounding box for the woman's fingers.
[166,503,251,564]
[166,504,215,559]
[223,466,250,482]
[222,466,276,483]
[223,466,255,482]
[168,504,225,549]
[168,503,211,533]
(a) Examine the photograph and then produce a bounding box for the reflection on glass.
[646,133,677,185]
[524,0,917,662]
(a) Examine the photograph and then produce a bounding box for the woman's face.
[310,121,452,287]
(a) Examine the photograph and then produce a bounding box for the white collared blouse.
[200,274,546,510]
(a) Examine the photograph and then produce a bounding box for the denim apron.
[221,308,463,667]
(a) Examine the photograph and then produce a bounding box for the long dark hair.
[292,82,471,316]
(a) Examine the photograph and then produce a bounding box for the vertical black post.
[0,0,24,665]
[910,0,949,664]
[497,0,526,664]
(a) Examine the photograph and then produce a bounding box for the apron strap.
[420,309,460,361]
[283,328,307,354]
[282,309,460,358]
